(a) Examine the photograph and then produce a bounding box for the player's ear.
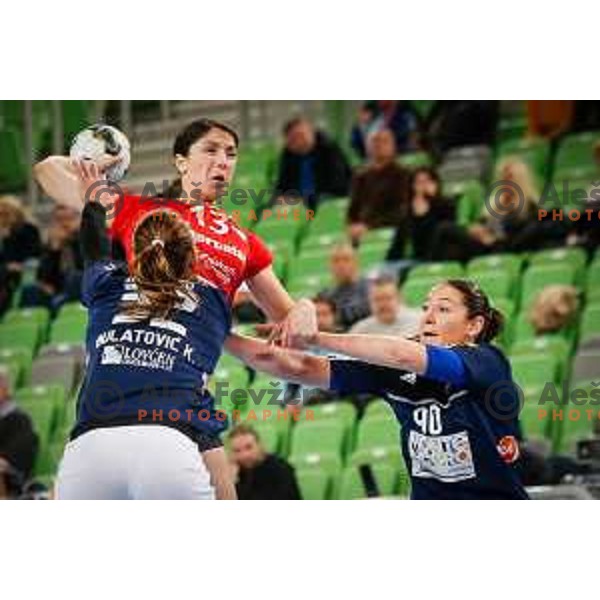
[174,154,188,176]
[466,315,485,342]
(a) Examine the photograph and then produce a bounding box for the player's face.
[178,128,238,202]
[230,433,263,469]
[420,284,484,346]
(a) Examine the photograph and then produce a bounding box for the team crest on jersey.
[496,435,520,464]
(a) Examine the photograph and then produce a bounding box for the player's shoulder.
[451,342,511,380]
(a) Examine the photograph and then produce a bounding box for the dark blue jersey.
[330,343,528,500]
[72,258,232,446]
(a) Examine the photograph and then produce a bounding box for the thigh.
[55,431,130,500]
[129,427,216,500]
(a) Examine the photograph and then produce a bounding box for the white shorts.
[56,425,215,500]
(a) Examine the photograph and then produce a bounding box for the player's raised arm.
[224,334,330,388]
[33,156,84,211]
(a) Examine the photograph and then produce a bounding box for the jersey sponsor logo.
[496,435,520,464]
[408,430,476,482]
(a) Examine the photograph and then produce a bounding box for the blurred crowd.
[2,100,600,498]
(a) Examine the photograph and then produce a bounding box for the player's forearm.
[34,156,83,211]
[224,334,329,387]
[315,332,427,374]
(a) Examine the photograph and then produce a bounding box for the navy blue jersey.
[330,344,528,499]
[73,258,232,446]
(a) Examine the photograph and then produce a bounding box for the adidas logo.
[399,372,417,385]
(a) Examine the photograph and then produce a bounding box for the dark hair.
[371,273,398,289]
[172,118,239,157]
[227,424,260,442]
[121,211,198,320]
[283,116,310,136]
[312,292,337,313]
[410,166,441,197]
[444,279,504,343]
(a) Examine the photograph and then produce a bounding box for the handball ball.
[70,124,131,182]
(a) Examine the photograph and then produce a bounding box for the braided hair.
[121,210,198,320]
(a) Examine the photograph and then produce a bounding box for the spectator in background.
[425,101,498,157]
[430,158,559,261]
[0,195,42,316]
[0,367,39,499]
[527,100,574,140]
[386,166,456,261]
[322,243,371,330]
[273,117,351,211]
[350,101,420,159]
[228,424,301,500]
[350,276,421,337]
[529,285,579,336]
[346,129,411,246]
[20,204,83,313]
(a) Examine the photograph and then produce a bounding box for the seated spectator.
[346,129,411,246]
[350,275,421,337]
[273,117,351,211]
[529,285,579,335]
[351,101,420,159]
[322,243,371,330]
[350,101,381,159]
[0,367,39,499]
[430,158,564,262]
[568,140,600,250]
[386,166,456,260]
[228,424,301,500]
[20,204,83,313]
[425,101,498,156]
[0,195,42,316]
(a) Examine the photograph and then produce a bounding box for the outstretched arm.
[245,268,317,348]
[224,334,330,388]
[314,332,428,374]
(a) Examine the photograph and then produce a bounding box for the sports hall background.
[1,100,599,499]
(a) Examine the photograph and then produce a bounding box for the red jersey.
[109,196,272,300]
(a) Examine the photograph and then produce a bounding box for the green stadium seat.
[397,151,432,169]
[469,270,514,301]
[401,277,441,308]
[50,314,88,345]
[357,242,389,271]
[290,418,349,461]
[14,395,57,451]
[467,253,524,281]
[296,468,331,500]
[579,306,600,344]
[497,115,527,142]
[510,353,559,389]
[361,228,396,247]
[511,336,570,364]
[408,261,464,281]
[520,264,578,309]
[35,438,66,477]
[0,128,27,191]
[289,450,342,477]
[354,416,400,454]
[336,463,399,499]
[349,445,409,497]
[0,346,31,386]
[586,259,600,302]
[554,131,599,172]
[529,247,588,283]
[0,321,41,357]
[288,273,331,298]
[363,399,395,421]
